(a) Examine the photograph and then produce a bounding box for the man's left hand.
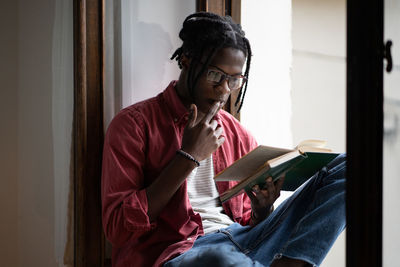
[247,176,285,225]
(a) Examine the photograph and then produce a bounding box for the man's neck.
[174,80,191,109]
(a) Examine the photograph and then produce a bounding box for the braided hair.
[171,12,252,112]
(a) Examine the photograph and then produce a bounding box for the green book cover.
[282,152,339,191]
[245,154,306,192]
[219,151,339,202]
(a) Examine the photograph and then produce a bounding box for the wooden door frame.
[73,0,105,266]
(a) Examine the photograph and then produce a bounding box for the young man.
[102,12,346,267]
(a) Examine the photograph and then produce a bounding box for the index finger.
[202,102,220,124]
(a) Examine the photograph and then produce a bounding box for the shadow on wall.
[106,0,176,124]
[131,20,173,103]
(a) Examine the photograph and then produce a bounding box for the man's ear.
[180,54,191,69]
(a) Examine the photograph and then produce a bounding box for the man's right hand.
[146,102,225,221]
[181,102,225,162]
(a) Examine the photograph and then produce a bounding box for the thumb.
[187,104,197,128]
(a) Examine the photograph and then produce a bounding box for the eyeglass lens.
[207,70,243,90]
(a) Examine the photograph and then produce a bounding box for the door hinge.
[384,40,393,73]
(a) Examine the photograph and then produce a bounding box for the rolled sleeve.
[102,109,155,247]
[123,188,157,231]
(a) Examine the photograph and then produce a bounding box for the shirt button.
[187,237,192,241]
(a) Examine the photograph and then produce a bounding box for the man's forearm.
[146,154,197,222]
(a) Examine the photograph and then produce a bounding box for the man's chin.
[199,102,223,114]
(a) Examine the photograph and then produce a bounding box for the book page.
[296,139,327,149]
[214,145,292,181]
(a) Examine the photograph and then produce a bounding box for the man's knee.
[326,153,346,170]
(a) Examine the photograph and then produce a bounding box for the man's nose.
[215,79,230,95]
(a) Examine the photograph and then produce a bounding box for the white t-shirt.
[186,156,234,235]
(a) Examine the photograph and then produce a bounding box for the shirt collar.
[162,81,189,124]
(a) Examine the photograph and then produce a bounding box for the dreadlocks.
[171,12,252,112]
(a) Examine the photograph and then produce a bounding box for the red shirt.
[102,81,258,267]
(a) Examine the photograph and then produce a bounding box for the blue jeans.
[164,154,346,267]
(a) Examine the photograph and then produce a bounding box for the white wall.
[241,1,293,148]
[0,0,73,266]
[291,0,346,153]
[291,0,346,266]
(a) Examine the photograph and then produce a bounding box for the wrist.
[176,149,200,167]
[251,206,274,225]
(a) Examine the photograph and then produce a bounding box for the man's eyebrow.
[209,65,243,76]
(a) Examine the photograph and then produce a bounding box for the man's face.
[191,47,246,116]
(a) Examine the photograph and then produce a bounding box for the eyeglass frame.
[205,65,247,91]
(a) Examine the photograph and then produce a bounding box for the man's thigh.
[163,242,264,267]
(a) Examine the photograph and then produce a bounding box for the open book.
[214,140,339,203]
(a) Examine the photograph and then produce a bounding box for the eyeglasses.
[206,67,246,91]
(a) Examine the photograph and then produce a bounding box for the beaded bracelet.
[176,149,200,167]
